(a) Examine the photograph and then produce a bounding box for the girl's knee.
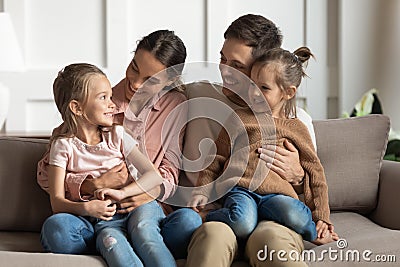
[175,208,202,227]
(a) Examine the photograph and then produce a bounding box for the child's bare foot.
[312,231,339,245]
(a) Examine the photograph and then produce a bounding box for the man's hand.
[258,139,304,184]
[117,186,161,214]
[81,162,129,195]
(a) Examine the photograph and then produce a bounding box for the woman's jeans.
[206,186,317,241]
[41,201,201,266]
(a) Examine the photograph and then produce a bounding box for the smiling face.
[219,38,254,100]
[249,64,290,117]
[81,74,116,127]
[124,49,170,101]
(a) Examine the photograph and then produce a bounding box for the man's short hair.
[224,14,283,58]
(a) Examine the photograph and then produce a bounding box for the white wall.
[3,0,399,133]
[2,0,323,133]
[339,0,400,129]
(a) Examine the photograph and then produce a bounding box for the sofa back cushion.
[313,115,390,213]
[0,137,52,232]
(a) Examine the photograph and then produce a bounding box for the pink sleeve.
[48,139,90,201]
[37,150,50,193]
[65,173,91,201]
[37,148,89,201]
[157,96,188,202]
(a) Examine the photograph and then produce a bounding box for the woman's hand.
[84,199,116,220]
[81,163,129,195]
[116,186,160,214]
[95,188,125,202]
[258,139,304,184]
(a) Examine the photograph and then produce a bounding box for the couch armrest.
[369,160,400,229]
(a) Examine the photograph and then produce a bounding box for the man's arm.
[257,107,315,187]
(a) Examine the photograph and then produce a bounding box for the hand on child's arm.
[117,186,160,214]
[81,163,129,195]
[189,194,208,212]
[84,199,116,221]
[95,188,126,202]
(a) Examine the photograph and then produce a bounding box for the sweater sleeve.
[195,127,232,197]
[287,119,331,224]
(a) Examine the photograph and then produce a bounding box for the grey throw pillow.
[313,115,390,213]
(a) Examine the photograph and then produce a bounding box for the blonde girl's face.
[124,49,171,101]
[82,75,116,127]
[249,64,287,117]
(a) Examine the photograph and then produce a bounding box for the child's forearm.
[50,196,90,216]
[120,171,163,198]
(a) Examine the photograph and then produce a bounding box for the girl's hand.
[315,220,329,238]
[85,199,116,220]
[258,139,304,184]
[95,188,125,202]
[189,194,209,212]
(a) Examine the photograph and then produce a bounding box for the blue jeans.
[206,186,317,241]
[95,213,143,267]
[41,201,201,265]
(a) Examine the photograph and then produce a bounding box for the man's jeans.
[206,186,317,241]
[41,201,201,266]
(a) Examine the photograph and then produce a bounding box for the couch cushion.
[0,251,107,267]
[313,115,390,213]
[0,137,52,232]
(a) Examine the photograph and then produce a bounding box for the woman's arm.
[48,165,116,220]
[80,162,129,195]
[95,146,163,201]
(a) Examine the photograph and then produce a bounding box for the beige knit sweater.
[197,107,331,224]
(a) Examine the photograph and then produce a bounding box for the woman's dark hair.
[136,30,187,91]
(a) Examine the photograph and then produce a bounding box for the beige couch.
[0,114,399,267]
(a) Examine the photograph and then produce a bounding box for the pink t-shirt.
[37,79,187,204]
[48,125,137,201]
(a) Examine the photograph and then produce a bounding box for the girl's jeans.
[41,201,201,266]
[206,186,317,241]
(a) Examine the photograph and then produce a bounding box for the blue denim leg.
[205,187,258,238]
[95,214,143,267]
[127,201,176,267]
[161,208,202,259]
[40,213,95,254]
[258,194,317,241]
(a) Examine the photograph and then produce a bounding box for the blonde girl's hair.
[252,47,314,118]
[50,63,106,145]
[135,30,187,92]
